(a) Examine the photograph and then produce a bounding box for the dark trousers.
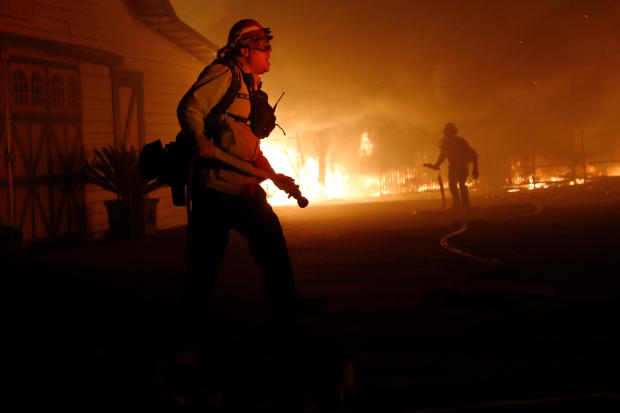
[177,185,295,345]
[448,165,470,208]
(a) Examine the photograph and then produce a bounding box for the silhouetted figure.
[430,123,479,210]
[175,19,323,354]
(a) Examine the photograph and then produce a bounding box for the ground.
[8,178,620,411]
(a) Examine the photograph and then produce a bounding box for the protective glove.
[273,173,298,195]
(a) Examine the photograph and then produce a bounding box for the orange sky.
[171,0,620,181]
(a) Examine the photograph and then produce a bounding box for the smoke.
[171,0,620,180]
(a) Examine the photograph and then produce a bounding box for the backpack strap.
[204,59,243,131]
[183,60,243,216]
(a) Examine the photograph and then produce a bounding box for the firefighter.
[175,19,323,352]
[430,123,479,210]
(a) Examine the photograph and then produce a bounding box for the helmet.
[227,19,273,48]
[443,122,458,136]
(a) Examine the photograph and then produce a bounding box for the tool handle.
[211,146,309,208]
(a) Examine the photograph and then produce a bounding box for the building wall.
[1,0,211,236]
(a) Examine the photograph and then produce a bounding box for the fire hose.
[210,146,309,208]
[139,139,309,209]
[439,203,543,266]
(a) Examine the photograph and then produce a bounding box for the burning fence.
[260,132,456,206]
[260,132,382,205]
[505,130,620,191]
[260,130,620,205]
[380,166,444,195]
[507,156,620,192]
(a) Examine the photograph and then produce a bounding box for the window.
[51,74,65,109]
[30,71,45,107]
[12,70,28,105]
[10,64,80,112]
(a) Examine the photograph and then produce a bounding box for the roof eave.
[124,0,217,63]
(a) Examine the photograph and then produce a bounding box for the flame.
[606,165,620,176]
[259,130,500,205]
[260,132,619,203]
[259,125,620,206]
[259,137,381,206]
[359,132,374,157]
[260,134,475,205]
[509,159,531,185]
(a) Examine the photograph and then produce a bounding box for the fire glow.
[260,133,618,206]
[506,162,620,192]
[260,131,450,205]
[359,132,374,158]
[260,132,382,205]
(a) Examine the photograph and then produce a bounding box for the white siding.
[2,0,210,236]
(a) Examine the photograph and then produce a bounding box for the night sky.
[171,0,620,181]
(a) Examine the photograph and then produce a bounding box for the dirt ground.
[8,178,620,411]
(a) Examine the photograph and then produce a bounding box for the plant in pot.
[85,144,163,239]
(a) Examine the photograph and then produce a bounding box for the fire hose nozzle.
[297,197,309,208]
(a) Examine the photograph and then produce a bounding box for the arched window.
[67,77,79,110]
[12,70,28,105]
[31,72,46,107]
[51,74,65,109]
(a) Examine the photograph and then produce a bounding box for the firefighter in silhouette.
[429,123,479,209]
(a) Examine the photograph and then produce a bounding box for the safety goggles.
[251,39,272,52]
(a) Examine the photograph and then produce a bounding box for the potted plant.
[85,144,163,239]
